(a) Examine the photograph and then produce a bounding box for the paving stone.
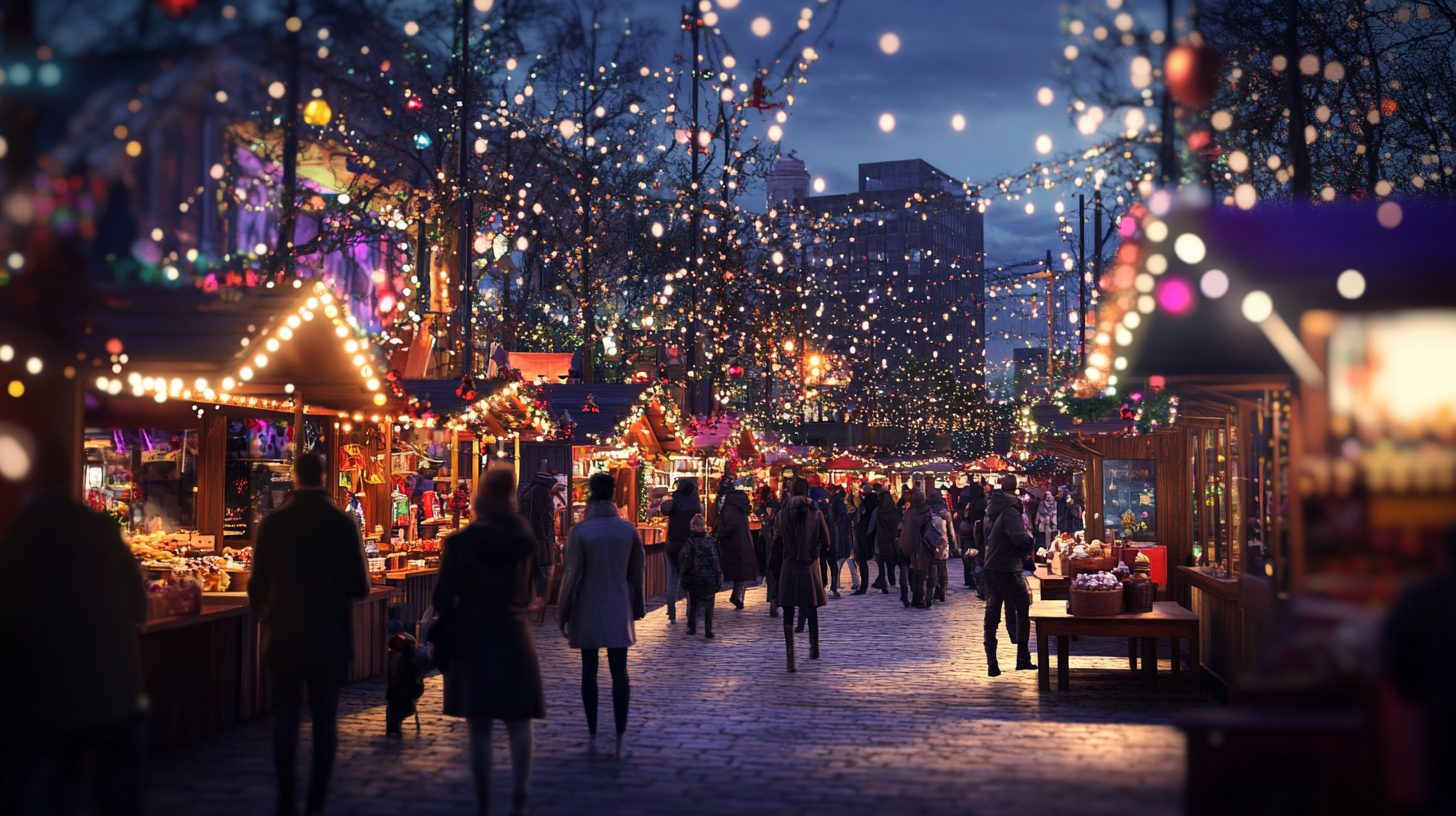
[145,562,1209,815]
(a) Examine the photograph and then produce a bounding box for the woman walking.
[679,515,724,637]
[432,467,544,816]
[558,472,647,758]
[828,487,855,598]
[852,483,876,594]
[658,477,701,623]
[770,478,830,671]
[754,486,781,616]
[874,490,903,600]
[714,480,757,610]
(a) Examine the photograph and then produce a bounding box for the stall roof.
[545,383,687,455]
[87,281,398,414]
[1126,200,1456,380]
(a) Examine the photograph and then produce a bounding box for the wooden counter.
[381,569,440,633]
[139,587,398,751]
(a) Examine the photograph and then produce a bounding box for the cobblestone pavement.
[147,563,1210,816]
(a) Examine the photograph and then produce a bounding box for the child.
[678,514,723,638]
[385,619,426,736]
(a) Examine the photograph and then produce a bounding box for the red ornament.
[1164,43,1222,109]
[1380,98,1399,116]
[157,0,198,17]
[406,95,424,112]
[745,76,784,113]
[455,377,478,402]
[727,364,745,379]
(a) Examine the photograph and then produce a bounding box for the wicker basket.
[1123,580,1158,613]
[1064,554,1117,576]
[1069,586,1125,616]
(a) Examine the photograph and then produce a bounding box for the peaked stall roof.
[545,383,688,455]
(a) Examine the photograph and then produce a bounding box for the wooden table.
[1030,600,1199,693]
[1034,566,1070,600]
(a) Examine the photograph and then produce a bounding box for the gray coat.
[558,500,646,649]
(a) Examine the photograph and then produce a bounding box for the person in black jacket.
[658,477,701,623]
[517,468,559,598]
[963,483,988,595]
[981,474,1037,677]
[851,483,877,594]
[0,494,148,816]
[249,454,371,816]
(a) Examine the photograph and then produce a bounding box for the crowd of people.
[2,451,1083,816]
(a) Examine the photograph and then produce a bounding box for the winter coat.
[1035,497,1058,536]
[853,490,875,558]
[250,489,372,672]
[983,491,1034,572]
[829,494,855,560]
[678,531,724,598]
[558,500,646,650]
[517,472,559,582]
[432,497,545,720]
[769,496,829,608]
[926,494,955,561]
[874,499,903,563]
[714,490,758,582]
[0,496,148,737]
[660,479,702,562]
[900,499,935,571]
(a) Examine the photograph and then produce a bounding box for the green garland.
[1054,390,1178,435]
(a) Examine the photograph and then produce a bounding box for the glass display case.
[223,417,293,541]
[1101,459,1157,542]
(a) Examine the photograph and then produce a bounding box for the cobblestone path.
[147,563,1209,816]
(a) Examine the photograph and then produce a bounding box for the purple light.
[1157,278,1195,314]
[1118,217,1137,238]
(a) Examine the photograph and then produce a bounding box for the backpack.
[679,535,723,594]
[922,513,950,560]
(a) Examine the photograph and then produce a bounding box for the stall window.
[85,428,198,533]
[1102,459,1157,542]
[224,417,294,541]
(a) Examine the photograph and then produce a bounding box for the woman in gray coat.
[558,472,646,759]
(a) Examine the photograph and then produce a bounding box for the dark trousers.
[3,715,146,816]
[581,647,629,736]
[685,594,716,633]
[854,553,872,589]
[983,569,1032,658]
[271,660,345,815]
[935,561,949,601]
[897,562,912,602]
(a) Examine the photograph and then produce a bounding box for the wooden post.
[196,414,227,548]
[292,395,305,461]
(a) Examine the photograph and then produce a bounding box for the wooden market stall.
[547,383,691,598]
[79,281,405,748]
[1078,199,1456,813]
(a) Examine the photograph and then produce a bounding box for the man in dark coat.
[249,454,371,816]
[0,494,148,816]
[714,480,758,609]
[517,468,559,597]
[770,478,830,672]
[982,474,1037,677]
[852,482,877,594]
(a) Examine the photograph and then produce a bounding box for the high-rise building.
[801,158,986,385]
[766,152,810,208]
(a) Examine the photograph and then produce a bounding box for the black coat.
[433,497,545,720]
[0,496,147,737]
[983,491,1033,572]
[714,490,758,582]
[769,496,829,608]
[249,489,371,671]
[517,472,558,580]
[874,503,903,562]
[661,482,702,562]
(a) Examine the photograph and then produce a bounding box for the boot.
[794,608,806,633]
[809,618,820,660]
[1015,645,1038,670]
[769,605,779,618]
[784,626,796,672]
[852,585,868,596]
[703,603,715,639]
[685,598,696,634]
[987,649,1002,678]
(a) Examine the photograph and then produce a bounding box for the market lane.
[146,563,1209,816]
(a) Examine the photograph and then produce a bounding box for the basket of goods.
[221,547,253,593]
[1063,540,1116,575]
[146,577,202,619]
[1123,574,1158,613]
[1069,571,1125,616]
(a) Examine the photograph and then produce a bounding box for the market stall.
[79,282,408,746]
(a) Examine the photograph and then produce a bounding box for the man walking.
[249,454,371,816]
[982,474,1038,677]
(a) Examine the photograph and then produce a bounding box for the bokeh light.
[878,113,896,132]
[879,33,900,54]
[1200,269,1229,299]
[1337,269,1366,300]
[951,114,966,132]
[1157,278,1194,314]
[751,17,771,36]
[1035,134,1052,154]
[1242,290,1273,323]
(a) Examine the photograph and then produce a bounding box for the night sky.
[635,0,1090,380]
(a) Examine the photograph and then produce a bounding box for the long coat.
[558,500,646,650]
[874,503,904,563]
[433,497,545,720]
[250,489,371,672]
[769,496,829,609]
[714,490,758,582]
[517,472,559,583]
